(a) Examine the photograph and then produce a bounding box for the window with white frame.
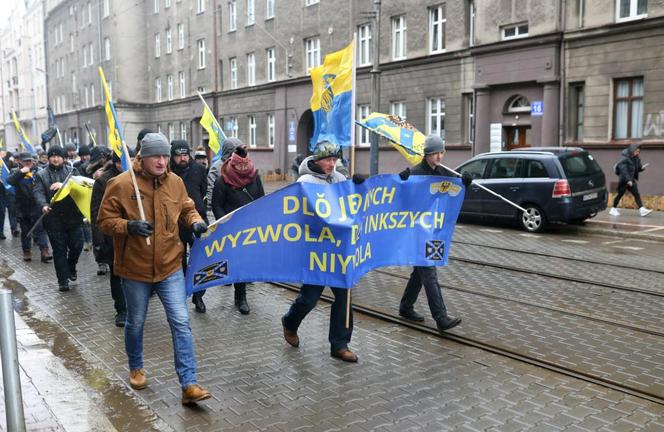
[266,47,276,82]
[390,101,407,119]
[502,23,528,40]
[358,104,370,146]
[468,0,475,46]
[463,93,474,144]
[84,85,89,108]
[228,116,238,137]
[177,24,184,49]
[91,84,95,105]
[89,43,94,65]
[616,0,647,21]
[155,78,162,102]
[197,39,206,68]
[88,3,92,24]
[247,53,256,85]
[180,122,187,140]
[267,113,275,147]
[614,77,644,139]
[427,97,445,141]
[70,34,74,52]
[71,72,76,92]
[305,37,320,73]
[392,15,407,60]
[167,74,173,100]
[108,80,113,100]
[305,0,318,5]
[155,33,160,57]
[197,0,205,13]
[179,71,186,98]
[229,0,237,31]
[266,0,275,19]
[104,37,111,61]
[154,0,159,14]
[166,28,172,53]
[230,57,238,89]
[248,116,256,147]
[103,0,110,17]
[358,23,372,66]
[83,49,87,67]
[247,0,255,25]
[429,5,446,53]
[168,123,174,141]
[165,0,171,8]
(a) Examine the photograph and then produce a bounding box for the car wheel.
[519,204,546,233]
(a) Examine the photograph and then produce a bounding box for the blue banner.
[186,175,465,295]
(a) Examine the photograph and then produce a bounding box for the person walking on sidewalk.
[281,141,358,363]
[97,132,212,405]
[396,135,469,333]
[211,141,264,315]
[90,151,128,327]
[609,143,653,217]
[7,152,52,263]
[33,145,84,292]
[169,140,209,313]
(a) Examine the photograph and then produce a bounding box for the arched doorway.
[503,95,532,150]
[296,109,314,158]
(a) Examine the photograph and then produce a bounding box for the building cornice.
[563,16,664,43]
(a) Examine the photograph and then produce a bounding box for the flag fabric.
[1,158,15,194]
[11,112,37,154]
[99,67,130,171]
[199,105,226,163]
[357,113,425,166]
[52,175,94,221]
[309,41,354,150]
[47,105,57,129]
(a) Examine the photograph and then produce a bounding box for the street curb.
[575,224,664,243]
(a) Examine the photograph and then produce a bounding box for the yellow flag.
[199,105,226,160]
[52,176,94,221]
[99,67,129,170]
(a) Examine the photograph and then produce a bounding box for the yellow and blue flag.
[99,67,130,171]
[52,175,94,220]
[1,158,14,194]
[357,113,425,166]
[199,105,226,163]
[11,112,36,154]
[309,41,354,150]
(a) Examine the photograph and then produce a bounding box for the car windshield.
[559,152,602,178]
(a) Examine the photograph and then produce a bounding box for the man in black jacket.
[609,144,652,217]
[91,152,127,326]
[33,145,84,292]
[170,140,209,313]
[397,135,471,333]
[7,153,52,262]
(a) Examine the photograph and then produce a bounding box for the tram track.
[271,280,664,406]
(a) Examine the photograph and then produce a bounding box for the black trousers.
[613,179,643,208]
[46,226,84,284]
[400,266,448,323]
[109,264,126,314]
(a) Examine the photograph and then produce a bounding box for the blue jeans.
[282,284,353,351]
[46,226,84,284]
[122,270,197,388]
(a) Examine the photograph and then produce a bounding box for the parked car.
[455,147,607,232]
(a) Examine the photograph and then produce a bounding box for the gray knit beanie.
[140,133,171,157]
[423,134,445,155]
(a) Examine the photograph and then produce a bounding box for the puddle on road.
[0,260,165,432]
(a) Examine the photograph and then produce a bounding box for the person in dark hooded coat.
[609,143,652,217]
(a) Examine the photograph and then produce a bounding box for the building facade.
[32,0,664,200]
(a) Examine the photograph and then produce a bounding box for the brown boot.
[281,317,299,347]
[331,348,358,363]
[22,251,32,261]
[181,384,211,405]
[40,248,53,263]
[129,368,147,390]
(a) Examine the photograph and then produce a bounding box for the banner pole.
[349,35,357,177]
[123,139,151,246]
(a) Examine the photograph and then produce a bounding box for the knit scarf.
[221,152,257,188]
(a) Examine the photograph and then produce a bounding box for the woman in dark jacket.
[211,144,264,314]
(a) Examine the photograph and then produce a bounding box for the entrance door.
[504,126,531,150]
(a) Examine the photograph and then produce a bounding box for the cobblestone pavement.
[2,229,664,431]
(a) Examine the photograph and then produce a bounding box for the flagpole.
[349,35,357,177]
[85,122,97,147]
[25,168,75,237]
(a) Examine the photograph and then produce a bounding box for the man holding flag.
[33,146,84,292]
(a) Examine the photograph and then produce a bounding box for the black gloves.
[235,146,247,158]
[352,174,368,185]
[192,221,208,238]
[127,220,154,237]
[461,171,473,187]
[398,168,410,181]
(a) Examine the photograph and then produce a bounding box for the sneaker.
[83,242,92,252]
[181,384,211,405]
[129,368,147,390]
[68,270,77,281]
[97,263,109,275]
[640,207,653,217]
[58,281,70,292]
[40,249,53,263]
[115,312,126,328]
[608,207,620,216]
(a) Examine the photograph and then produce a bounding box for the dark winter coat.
[615,144,644,183]
[409,159,457,177]
[170,159,208,219]
[33,164,84,231]
[90,162,120,264]
[7,167,41,218]
[211,174,265,220]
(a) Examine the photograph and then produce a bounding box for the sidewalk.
[0,311,115,432]
[580,207,664,241]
